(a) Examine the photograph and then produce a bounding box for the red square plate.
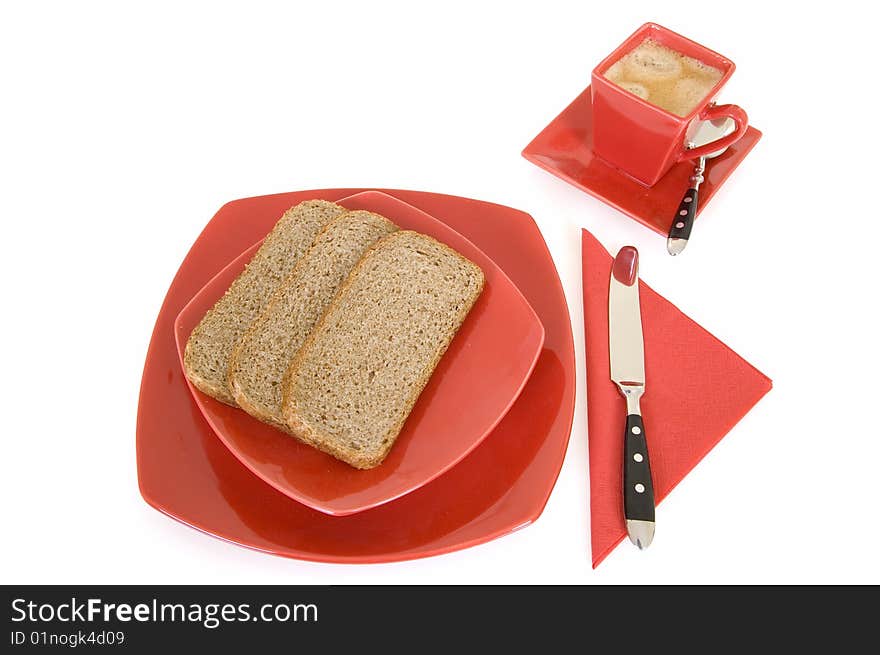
[137,188,575,563]
[174,191,545,516]
[522,86,762,236]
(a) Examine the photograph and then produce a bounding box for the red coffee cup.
[590,22,748,187]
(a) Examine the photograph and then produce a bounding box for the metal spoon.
[666,116,736,256]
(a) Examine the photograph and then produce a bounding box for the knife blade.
[609,246,655,549]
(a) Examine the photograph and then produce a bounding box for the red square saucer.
[522,86,762,236]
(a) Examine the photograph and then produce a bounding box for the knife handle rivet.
[684,197,692,203]
[675,221,685,228]
[635,483,646,494]
[631,426,641,435]
[679,210,688,216]
[633,453,643,462]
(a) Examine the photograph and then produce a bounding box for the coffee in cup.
[603,38,723,117]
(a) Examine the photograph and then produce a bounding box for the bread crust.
[182,363,238,406]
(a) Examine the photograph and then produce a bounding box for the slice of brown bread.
[184,199,347,405]
[228,210,399,429]
[281,230,485,469]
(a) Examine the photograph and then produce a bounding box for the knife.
[609,246,655,549]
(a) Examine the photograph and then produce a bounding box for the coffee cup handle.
[678,104,749,161]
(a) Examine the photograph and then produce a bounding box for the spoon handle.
[667,156,705,256]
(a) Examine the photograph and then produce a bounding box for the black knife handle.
[624,414,655,522]
[667,187,699,242]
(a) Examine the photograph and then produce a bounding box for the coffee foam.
[603,38,723,116]
[618,80,649,100]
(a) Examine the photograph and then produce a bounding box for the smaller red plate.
[522,85,762,236]
[174,191,545,516]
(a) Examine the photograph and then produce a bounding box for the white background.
[2,1,877,584]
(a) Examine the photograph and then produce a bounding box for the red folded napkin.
[582,229,772,567]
